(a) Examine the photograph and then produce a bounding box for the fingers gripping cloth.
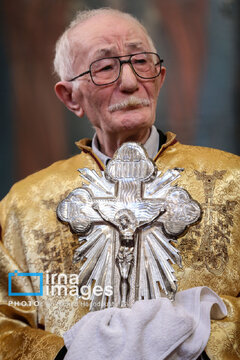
[63,287,227,360]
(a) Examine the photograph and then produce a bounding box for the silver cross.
[57,143,201,310]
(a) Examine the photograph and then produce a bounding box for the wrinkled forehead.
[69,14,153,65]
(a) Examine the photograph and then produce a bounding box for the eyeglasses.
[68,52,163,86]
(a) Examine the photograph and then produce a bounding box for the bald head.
[54,8,156,81]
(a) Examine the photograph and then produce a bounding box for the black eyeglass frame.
[68,52,164,86]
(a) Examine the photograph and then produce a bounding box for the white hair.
[54,8,156,81]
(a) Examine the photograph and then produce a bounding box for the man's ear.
[157,66,166,93]
[54,81,84,118]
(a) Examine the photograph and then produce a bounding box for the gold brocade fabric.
[0,132,240,359]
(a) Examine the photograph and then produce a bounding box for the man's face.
[66,14,165,139]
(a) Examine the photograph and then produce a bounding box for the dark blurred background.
[0,0,239,199]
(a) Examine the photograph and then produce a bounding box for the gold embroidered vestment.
[0,132,239,359]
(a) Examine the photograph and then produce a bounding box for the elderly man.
[0,8,239,360]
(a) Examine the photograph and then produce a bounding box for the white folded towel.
[64,287,227,360]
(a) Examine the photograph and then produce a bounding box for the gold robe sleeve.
[205,295,240,359]
[0,239,64,360]
[154,137,240,360]
[0,151,96,360]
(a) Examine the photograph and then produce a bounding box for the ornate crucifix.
[57,143,201,310]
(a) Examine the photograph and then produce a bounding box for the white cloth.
[64,287,227,360]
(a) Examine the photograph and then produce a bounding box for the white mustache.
[108,96,150,113]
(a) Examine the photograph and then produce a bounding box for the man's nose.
[118,63,139,92]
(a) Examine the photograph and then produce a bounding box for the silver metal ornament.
[57,143,201,310]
